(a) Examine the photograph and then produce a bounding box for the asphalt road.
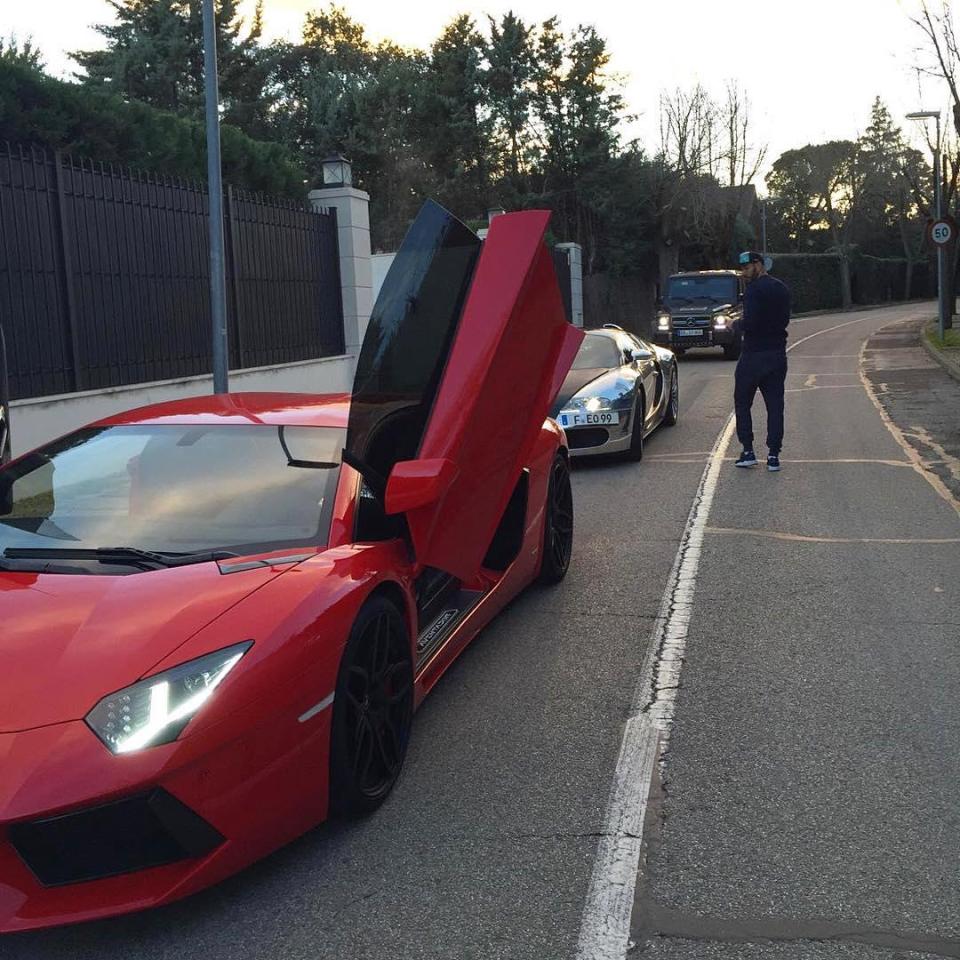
[5,304,958,960]
[635,304,960,960]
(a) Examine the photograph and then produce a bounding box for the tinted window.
[572,333,622,370]
[346,201,481,488]
[666,276,738,303]
[0,425,344,558]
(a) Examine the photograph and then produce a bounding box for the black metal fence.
[0,143,344,401]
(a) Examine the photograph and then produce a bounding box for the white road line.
[575,413,735,960]
[574,311,882,960]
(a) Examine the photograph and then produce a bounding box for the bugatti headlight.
[86,642,253,754]
[657,314,671,331]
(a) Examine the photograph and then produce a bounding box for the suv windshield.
[0,424,344,562]
[572,334,621,370]
[667,276,737,304]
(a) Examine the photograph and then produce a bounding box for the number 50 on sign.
[932,219,954,245]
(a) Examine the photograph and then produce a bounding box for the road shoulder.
[861,315,960,507]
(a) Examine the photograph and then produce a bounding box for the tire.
[538,453,574,585]
[663,369,679,426]
[329,596,413,818]
[723,335,742,360]
[626,395,645,461]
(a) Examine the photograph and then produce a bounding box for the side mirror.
[631,347,654,361]
[384,457,458,515]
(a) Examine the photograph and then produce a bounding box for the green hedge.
[0,61,306,196]
[854,255,935,303]
[769,252,936,312]
[768,254,842,313]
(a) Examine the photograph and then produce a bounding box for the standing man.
[733,251,790,472]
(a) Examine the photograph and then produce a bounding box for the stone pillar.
[557,242,584,328]
[308,186,372,363]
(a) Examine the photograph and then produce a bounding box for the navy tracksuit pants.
[734,348,787,455]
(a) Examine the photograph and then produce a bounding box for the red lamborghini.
[0,203,583,931]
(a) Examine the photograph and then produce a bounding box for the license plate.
[559,410,620,428]
[676,329,705,337]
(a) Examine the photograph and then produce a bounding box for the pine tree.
[73,0,268,131]
[1,35,45,71]
[485,13,535,181]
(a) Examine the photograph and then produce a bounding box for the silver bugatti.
[550,326,679,459]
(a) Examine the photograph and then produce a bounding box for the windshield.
[0,424,344,562]
[572,334,621,370]
[667,276,737,303]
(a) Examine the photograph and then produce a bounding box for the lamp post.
[0,323,10,464]
[203,0,228,394]
[321,154,353,189]
[761,199,767,257]
[906,110,950,339]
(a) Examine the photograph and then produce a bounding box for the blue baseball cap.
[738,251,764,265]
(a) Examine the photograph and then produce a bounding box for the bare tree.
[655,83,767,281]
[724,83,767,190]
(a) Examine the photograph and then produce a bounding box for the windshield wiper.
[667,295,694,304]
[2,546,238,570]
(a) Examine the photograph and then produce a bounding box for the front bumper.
[0,690,333,932]
[561,408,635,458]
[652,327,736,350]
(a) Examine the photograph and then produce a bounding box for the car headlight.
[585,396,613,412]
[714,314,729,329]
[657,315,671,331]
[86,642,253,754]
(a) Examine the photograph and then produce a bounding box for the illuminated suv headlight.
[657,314,671,331]
[714,313,729,329]
[86,642,253,754]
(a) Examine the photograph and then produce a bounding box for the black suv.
[652,270,744,360]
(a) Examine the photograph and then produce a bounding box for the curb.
[920,321,960,384]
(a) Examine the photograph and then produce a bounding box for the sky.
[5,0,950,188]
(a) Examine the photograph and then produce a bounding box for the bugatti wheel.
[664,370,679,426]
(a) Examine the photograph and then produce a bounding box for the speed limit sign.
[932,219,954,245]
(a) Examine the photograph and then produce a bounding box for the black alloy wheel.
[538,453,574,585]
[330,596,413,817]
[626,395,645,461]
[663,369,679,426]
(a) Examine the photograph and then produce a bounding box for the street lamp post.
[906,110,950,339]
[0,323,10,464]
[203,0,229,394]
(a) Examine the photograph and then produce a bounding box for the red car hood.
[0,563,286,733]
